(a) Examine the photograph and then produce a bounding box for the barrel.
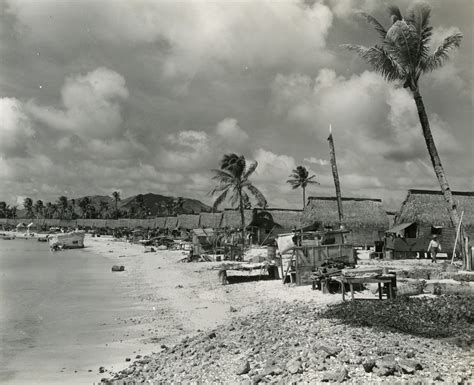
[267,246,277,260]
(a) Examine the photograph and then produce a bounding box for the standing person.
[427,235,441,263]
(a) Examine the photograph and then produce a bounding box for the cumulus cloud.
[216,118,249,148]
[0,97,35,158]
[304,157,329,166]
[27,67,128,139]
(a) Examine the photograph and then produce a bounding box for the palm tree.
[79,197,91,219]
[172,197,185,215]
[210,154,267,244]
[0,201,7,218]
[58,196,68,219]
[112,191,121,219]
[343,3,464,252]
[23,197,34,218]
[99,201,109,218]
[70,199,76,219]
[34,200,44,218]
[287,166,319,209]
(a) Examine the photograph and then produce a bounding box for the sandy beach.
[1,235,343,384]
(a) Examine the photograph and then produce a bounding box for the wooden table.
[332,275,395,301]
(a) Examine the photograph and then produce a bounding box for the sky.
[0,0,473,211]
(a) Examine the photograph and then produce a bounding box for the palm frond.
[420,32,463,73]
[209,182,232,196]
[212,189,229,211]
[211,169,234,182]
[342,44,404,81]
[286,179,302,189]
[246,184,267,208]
[243,161,258,180]
[306,175,320,184]
[407,2,433,63]
[359,12,387,40]
[387,5,402,23]
[230,187,240,207]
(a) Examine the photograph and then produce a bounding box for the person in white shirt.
[427,235,441,263]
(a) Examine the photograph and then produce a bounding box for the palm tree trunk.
[412,89,465,258]
[302,186,306,210]
[238,188,246,252]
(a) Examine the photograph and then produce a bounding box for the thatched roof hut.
[199,212,223,229]
[393,189,474,252]
[177,214,200,230]
[164,216,178,230]
[302,196,389,245]
[395,189,474,227]
[221,209,253,229]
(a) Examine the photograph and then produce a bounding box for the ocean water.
[0,237,142,384]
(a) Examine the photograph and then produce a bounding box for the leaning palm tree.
[287,166,319,209]
[343,3,464,252]
[210,154,267,244]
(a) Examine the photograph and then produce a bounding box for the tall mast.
[328,124,344,227]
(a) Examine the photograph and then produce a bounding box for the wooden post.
[465,236,472,271]
[328,125,344,226]
[451,211,464,264]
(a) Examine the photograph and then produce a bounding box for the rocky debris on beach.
[111,265,125,272]
[102,295,473,384]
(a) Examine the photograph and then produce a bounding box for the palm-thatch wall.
[302,196,389,245]
[177,214,200,230]
[199,212,222,229]
[164,216,178,230]
[262,209,303,231]
[155,217,167,229]
[394,189,474,251]
[221,209,253,229]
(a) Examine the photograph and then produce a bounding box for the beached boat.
[48,231,85,249]
[0,232,16,240]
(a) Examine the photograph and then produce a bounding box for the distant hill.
[8,193,212,219]
[118,193,212,216]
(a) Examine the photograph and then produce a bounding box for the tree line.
[0,193,187,220]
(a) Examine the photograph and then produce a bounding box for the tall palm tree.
[0,201,7,218]
[70,199,76,219]
[112,191,121,219]
[343,3,465,252]
[99,201,110,219]
[210,154,267,243]
[79,197,91,219]
[287,166,319,209]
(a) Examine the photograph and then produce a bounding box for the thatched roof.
[261,209,303,230]
[302,196,389,229]
[221,209,253,229]
[177,214,200,230]
[164,216,178,229]
[154,217,167,228]
[395,189,474,227]
[199,212,222,228]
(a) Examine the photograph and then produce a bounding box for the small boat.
[0,232,16,240]
[49,230,85,250]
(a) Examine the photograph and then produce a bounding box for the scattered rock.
[111,265,125,272]
[362,359,376,373]
[285,359,302,374]
[322,368,348,382]
[236,360,250,375]
[398,359,422,374]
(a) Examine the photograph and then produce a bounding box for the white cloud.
[0,97,35,158]
[304,157,329,166]
[27,67,128,139]
[216,118,249,148]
